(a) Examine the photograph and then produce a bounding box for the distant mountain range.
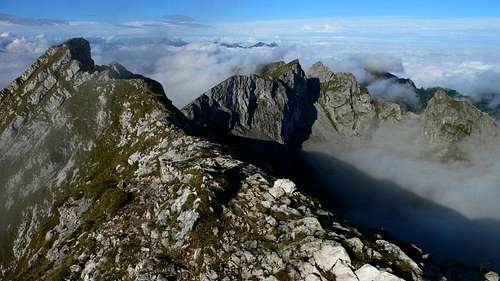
[365,69,500,120]
[218,41,279,49]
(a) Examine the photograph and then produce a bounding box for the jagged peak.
[307,61,336,82]
[260,59,304,79]
[432,89,451,101]
[426,89,472,113]
[423,88,499,145]
[103,62,136,79]
[57,37,94,71]
[0,38,96,96]
[258,59,308,93]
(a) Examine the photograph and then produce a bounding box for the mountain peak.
[60,38,93,67]
[432,89,450,101]
[423,89,499,146]
[260,59,308,93]
[307,61,335,82]
[260,59,302,78]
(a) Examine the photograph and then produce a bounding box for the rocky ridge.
[0,38,498,281]
[182,60,317,147]
[423,90,499,144]
[182,61,380,150]
[184,60,499,156]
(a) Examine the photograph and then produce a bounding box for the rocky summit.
[0,38,498,281]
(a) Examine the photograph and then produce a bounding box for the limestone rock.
[423,90,499,144]
[183,59,377,148]
[182,60,317,146]
[332,260,358,281]
[307,61,336,83]
[305,71,376,147]
[313,244,351,271]
[270,178,296,197]
[356,264,404,281]
[375,101,403,122]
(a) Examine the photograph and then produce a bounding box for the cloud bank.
[91,39,287,106]
[332,121,500,220]
[1,17,500,108]
[303,120,500,268]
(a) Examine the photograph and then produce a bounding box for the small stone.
[150,230,160,239]
[268,186,284,198]
[355,264,403,281]
[332,260,358,281]
[346,237,364,253]
[70,264,81,273]
[313,244,351,271]
[45,230,54,242]
[273,179,296,194]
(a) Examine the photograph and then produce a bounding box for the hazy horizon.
[1,1,500,107]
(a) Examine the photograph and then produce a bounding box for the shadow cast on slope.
[301,150,500,271]
[216,135,500,272]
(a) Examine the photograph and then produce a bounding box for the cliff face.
[422,90,500,160]
[0,39,498,281]
[182,61,377,149]
[182,60,317,147]
[305,62,377,147]
[184,59,500,155]
[423,90,499,144]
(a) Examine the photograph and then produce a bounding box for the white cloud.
[367,79,419,106]
[5,35,49,53]
[2,17,500,107]
[91,39,287,106]
[309,119,500,221]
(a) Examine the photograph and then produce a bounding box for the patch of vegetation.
[45,255,75,281]
[260,61,287,79]
[260,60,300,80]
[83,187,131,230]
[274,269,292,281]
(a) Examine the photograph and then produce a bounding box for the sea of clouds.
[304,119,500,268]
[2,16,500,107]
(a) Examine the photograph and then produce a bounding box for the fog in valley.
[303,120,500,270]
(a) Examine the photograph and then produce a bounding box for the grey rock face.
[423,90,499,144]
[374,101,403,122]
[183,60,377,148]
[306,62,380,148]
[306,72,376,146]
[182,61,317,146]
[307,61,335,83]
[422,90,500,161]
[261,59,309,93]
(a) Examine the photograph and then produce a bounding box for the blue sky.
[2,0,500,23]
